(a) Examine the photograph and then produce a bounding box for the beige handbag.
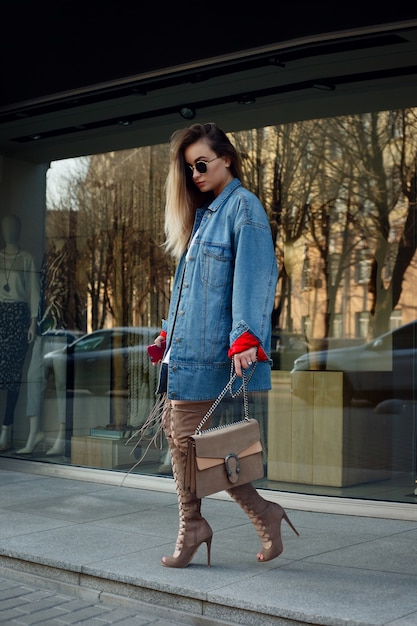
[185,363,264,498]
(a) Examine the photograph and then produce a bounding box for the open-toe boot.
[161,444,212,568]
[227,483,299,562]
[161,400,213,568]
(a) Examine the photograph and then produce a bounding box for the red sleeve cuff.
[228,331,268,361]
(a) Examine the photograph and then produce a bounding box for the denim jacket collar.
[206,178,242,213]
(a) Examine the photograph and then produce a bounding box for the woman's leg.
[161,399,213,568]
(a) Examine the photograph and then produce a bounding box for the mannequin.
[0,214,39,452]
[16,331,68,455]
[16,238,71,455]
[16,334,45,454]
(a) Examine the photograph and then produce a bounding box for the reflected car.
[291,320,417,404]
[41,328,84,344]
[271,330,308,370]
[44,326,161,395]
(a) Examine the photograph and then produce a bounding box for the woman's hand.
[147,335,167,366]
[154,335,165,348]
[233,349,257,377]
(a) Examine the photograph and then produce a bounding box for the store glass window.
[2,108,416,505]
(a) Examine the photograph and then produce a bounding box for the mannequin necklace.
[2,249,20,292]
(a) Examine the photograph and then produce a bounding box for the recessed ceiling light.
[179,106,196,120]
[237,95,256,105]
[312,81,336,91]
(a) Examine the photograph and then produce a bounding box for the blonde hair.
[164,123,242,259]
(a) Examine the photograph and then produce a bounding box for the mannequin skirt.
[0,301,30,391]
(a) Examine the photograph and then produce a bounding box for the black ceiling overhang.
[0,6,417,110]
[0,30,407,123]
[2,9,417,161]
[1,6,416,111]
[11,64,417,144]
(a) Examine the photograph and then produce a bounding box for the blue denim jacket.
[160,178,278,400]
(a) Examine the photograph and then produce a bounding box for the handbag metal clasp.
[224,453,240,483]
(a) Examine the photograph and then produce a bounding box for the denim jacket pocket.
[201,244,233,288]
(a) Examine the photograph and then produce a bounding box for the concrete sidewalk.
[0,570,225,625]
[0,459,416,626]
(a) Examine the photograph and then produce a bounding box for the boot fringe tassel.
[120,393,167,485]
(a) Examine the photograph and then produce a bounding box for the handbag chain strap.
[195,360,257,435]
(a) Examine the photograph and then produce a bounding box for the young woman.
[151,122,298,568]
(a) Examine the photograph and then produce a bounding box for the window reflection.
[2,110,415,505]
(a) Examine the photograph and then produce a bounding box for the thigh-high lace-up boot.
[227,482,299,562]
[161,400,213,568]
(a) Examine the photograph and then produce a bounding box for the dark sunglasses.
[187,156,221,174]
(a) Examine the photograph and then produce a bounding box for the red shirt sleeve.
[227,331,268,361]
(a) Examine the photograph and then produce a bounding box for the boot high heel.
[256,502,299,562]
[162,518,213,568]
